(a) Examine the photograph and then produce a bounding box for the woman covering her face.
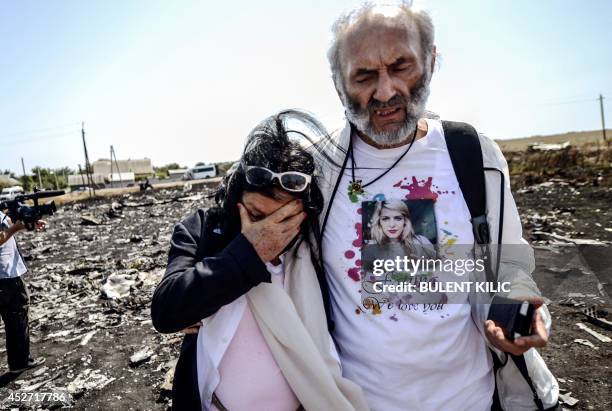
[151,110,368,411]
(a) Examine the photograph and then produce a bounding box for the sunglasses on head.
[244,166,312,193]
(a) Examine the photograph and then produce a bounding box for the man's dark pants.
[0,277,30,371]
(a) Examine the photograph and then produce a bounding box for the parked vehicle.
[0,186,25,201]
[182,164,217,180]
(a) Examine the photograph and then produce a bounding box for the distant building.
[68,173,106,189]
[67,172,136,189]
[92,158,153,179]
[108,172,135,184]
[0,174,21,188]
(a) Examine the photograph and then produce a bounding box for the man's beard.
[342,70,431,146]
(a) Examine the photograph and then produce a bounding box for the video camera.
[0,189,65,230]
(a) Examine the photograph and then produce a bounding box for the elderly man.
[316,3,558,411]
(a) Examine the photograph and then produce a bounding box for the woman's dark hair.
[214,109,327,267]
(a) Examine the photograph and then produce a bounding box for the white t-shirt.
[322,119,494,411]
[0,211,27,279]
[212,258,300,411]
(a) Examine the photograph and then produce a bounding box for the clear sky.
[1,0,611,174]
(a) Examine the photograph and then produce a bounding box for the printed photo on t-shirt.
[360,199,445,309]
[361,199,437,251]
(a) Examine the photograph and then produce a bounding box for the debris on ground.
[527,141,571,151]
[130,347,155,367]
[0,187,213,409]
[1,148,610,409]
[158,359,177,402]
[101,273,137,299]
[573,339,598,349]
[81,215,103,226]
[67,369,116,397]
[583,306,612,331]
[559,297,586,307]
[576,323,612,343]
[559,392,579,407]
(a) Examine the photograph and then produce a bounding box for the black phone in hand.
[487,295,535,341]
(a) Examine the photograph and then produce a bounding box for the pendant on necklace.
[348,179,364,203]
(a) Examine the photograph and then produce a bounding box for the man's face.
[339,21,431,145]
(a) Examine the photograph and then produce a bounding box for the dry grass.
[496,129,611,152]
[505,144,612,188]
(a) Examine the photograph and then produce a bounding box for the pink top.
[212,260,300,411]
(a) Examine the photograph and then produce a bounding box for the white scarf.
[246,240,369,411]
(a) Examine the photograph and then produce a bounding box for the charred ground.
[0,145,610,410]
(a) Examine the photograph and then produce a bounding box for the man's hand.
[34,219,46,232]
[238,199,306,263]
[180,321,202,335]
[485,298,549,356]
[13,219,46,232]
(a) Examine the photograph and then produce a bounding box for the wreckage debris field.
[1,189,210,409]
[1,148,610,409]
[512,144,612,410]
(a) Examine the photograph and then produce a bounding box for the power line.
[2,130,80,146]
[0,122,81,139]
[538,97,599,107]
[539,93,596,104]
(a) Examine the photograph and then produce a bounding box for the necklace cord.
[349,125,419,189]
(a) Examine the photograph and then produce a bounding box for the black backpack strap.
[443,121,549,410]
[441,121,489,245]
[442,120,498,285]
[510,354,545,410]
[489,348,505,411]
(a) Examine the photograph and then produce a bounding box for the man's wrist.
[11,222,25,233]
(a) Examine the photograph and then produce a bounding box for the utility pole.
[53,172,59,190]
[20,157,27,189]
[37,168,42,189]
[81,122,95,197]
[599,94,607,142]
[78,165,86,188]
[109,147,114,189]
[110,145,123,188]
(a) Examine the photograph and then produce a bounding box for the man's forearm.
[0,224,20,246]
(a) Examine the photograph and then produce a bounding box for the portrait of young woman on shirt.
[363,199,436,269]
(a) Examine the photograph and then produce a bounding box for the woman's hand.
[180,321,203,335]
[238,200,305,262]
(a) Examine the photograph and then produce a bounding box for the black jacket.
[151,208,271,410]
[151,207,334,410]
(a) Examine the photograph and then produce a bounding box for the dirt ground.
[0,189,210,410]
[0,157,610,410]
[514,180,612,411]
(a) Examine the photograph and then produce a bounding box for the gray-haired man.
[316,3,558,410]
